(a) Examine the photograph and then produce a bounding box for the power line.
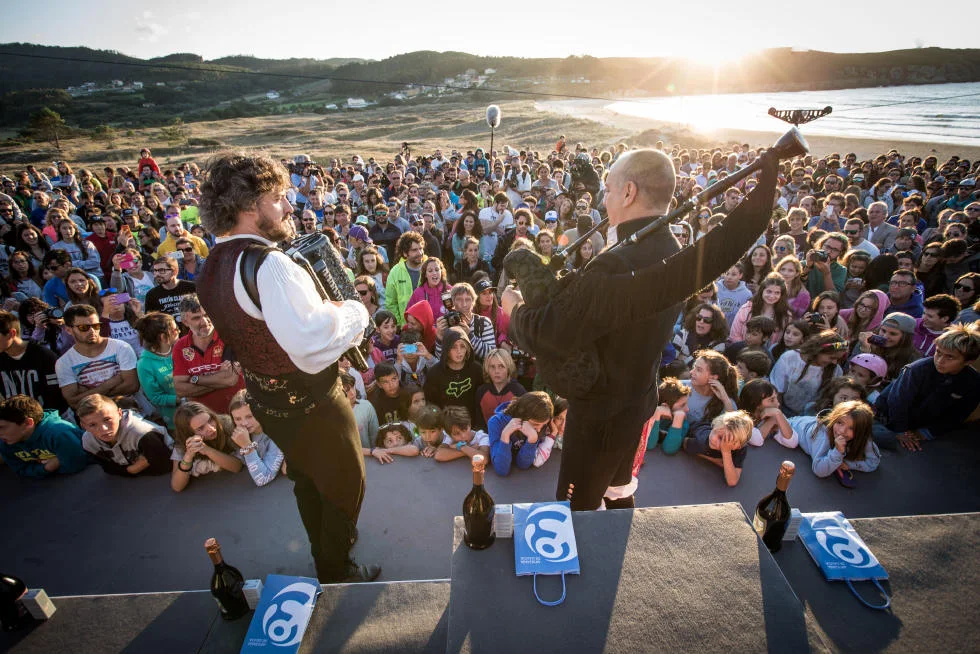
[3,49,979,114]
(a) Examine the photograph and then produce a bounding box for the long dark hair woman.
[672,302,728,366]
[15,223,51,269]
[170,401,242,492]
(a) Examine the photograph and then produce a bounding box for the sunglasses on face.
[356,288,369,296]
[696,315,713,324]
[73,322,101,332]
[844,230,859,236]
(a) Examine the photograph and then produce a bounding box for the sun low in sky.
[0,0,969,62]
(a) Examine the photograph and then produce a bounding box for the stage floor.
[1,425,978,596]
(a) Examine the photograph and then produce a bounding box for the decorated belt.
[242,369,318,419]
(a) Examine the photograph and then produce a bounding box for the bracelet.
[239,442,258,456]
[178,460,192,472]
[455,441,465,451]
[370,447,376,455]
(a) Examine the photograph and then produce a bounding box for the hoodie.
[839,289,889,333]
[423,326,483,423]
[0,410,88,478]
[81,410,174,477]
[788,415,880,477]
[886,289,924,319]
[714,280,753,326]
[404,299,437,353]
[487,401,546,476]
[407,283,449,329]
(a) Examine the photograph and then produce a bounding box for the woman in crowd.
[862,252,898,293]
[739,244,773,293]
[729,273,792,346]
[52,220,102,281]
[143,194,166,224]
[356,245,389,310]
[685,350,740,425]
[770,330,847,416]
[408,257,450,321]
[354,274,380,317]
[690,207,713,241]
[228,390,285,487]
[472,275,508,346]
[451,212,484,265]
[5,251,43,299]
[808,291,850,340]
[839,250,872,309]
[170,401,243,492]
[452,236,492,284]
[863,178,894,214]
[789,401,880,485]
[952,273,979,310]
[672,303,728,368]
[915,243,946,298]
[64,268,102,309]
[839,289,888,349]
[571,238,595,270]
[858,312,921,380]
[534,230,556,265]
[135,311,180,431]
[775,255,810,318]
[189,224,216,250]
[771,235,796,265]
[14,223,50,269]
[738,379,799,448]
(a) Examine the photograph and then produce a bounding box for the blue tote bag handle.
[533,572,568,606]
[845,578,891,610]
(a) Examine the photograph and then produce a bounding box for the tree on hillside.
[26,107,68,150]
[160,117,188,146]
[91,124,117,149]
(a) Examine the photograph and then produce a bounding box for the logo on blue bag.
[810,515,877,569]
[522,503,578,564]
[260,581,319,647]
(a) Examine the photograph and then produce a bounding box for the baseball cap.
[881,312,916,335]
[544,210,558,222]
[354,215,369,226]
[352,174,364,182]
[473,277,494,294]
[849,353,888,380]
[959,178,976,188]
[348,225,370,242]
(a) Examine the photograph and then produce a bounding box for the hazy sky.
[1,0,969,62]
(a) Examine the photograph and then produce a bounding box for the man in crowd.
[156,214,210,259]
[172,295,244,414]
[369,204,402,262]
[42,250,100,308]
[886,269,924,318]
[805,232,848,296]
[0,311,69,414]
[144,257,197,329]
[865,201,898,251]
[55,304,140,410]
[843,217,880,257]
[385,231,427,327]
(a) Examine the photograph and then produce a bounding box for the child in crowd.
[728,273,792,346]
[423,326,483,421]
[342,372,379,452]
[685,350,739,424]
[170,401,243,492]
[77,394,173,477]
[840,289,889,350]
[846,353,888,403]
[789,401,880,486]
[736,349,773,384]
[0,394,88,478]
[738,379,799,448]
[413,403,447,458]
[858,312,921,380]
[770,330,847,416]
[369,310,400,365]
[369,361,407,425]
[808,291,850,340]
[805,376,866,416]
[682,410,754,487]
[228,390,284,486]
[435,405,490,462]
[394,330,435,387]
[367,423,420,465]
[913,294,961,357]
[769,319,814,362]
[537,396,568,463]
[476,349,527,427]
[726,315,776,364]
[398,384,426,432]
[715,263,752,326]
[637,378,690,460]
[775,255,811,318]
[874,323,980,451]
[487,391,554,476]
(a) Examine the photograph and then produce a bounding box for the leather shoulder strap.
[239,243,274,311]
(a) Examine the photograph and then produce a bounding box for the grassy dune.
[2,99,977,173]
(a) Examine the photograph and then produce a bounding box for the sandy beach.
[537,99,980,163]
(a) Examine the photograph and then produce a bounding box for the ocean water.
[601,82,980,147]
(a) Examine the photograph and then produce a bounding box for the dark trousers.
[255,371,366,582]
[556,403,646,511]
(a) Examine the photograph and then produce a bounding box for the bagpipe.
[284,233,376,372]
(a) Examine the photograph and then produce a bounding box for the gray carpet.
[447,504,813,653]
[0,425,977,596]
[778,512,980,654]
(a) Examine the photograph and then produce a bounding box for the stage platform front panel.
[447,502,815,653]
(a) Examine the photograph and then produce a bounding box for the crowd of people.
[0,137,978,498]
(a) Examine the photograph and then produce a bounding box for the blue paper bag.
[240,574,322,653]
[513,501,580,606]
[799,511,890,609]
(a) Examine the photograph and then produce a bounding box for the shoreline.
[536,99,980,162]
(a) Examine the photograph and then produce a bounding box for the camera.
[441,290,462,328]
[868,334,888,347]
[806,312,824,325]
[509,345,533,377]
[45,307,64,320]
[811,250,829,263]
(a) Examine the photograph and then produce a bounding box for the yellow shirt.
[156,233,210,259]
